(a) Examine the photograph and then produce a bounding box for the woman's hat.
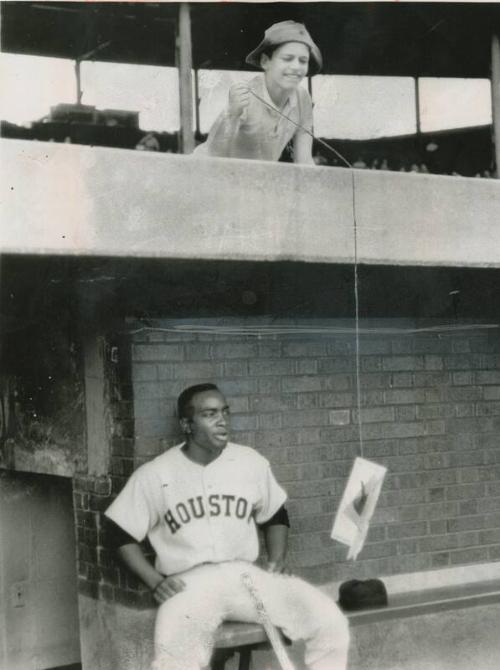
[245,20,322,74]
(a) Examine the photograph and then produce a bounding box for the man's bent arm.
[117,542,164,591]
[262,523,289,572]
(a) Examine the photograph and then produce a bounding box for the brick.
[258,413,282,430]
[327,339,355,355]
[225,396,249,413]
[282,409,329,428]
[459,500,478,515]
[387,521,428,539]
[363,441,398,458]
[391,339,413,354]
[476,371,500,384]
[223,379,258,395]
[297,393,319,409]
[250,395,297,412]
[214,343,257,359]
[489,545,500,560]
[391,372,413,387]
[223,361,249,377]
[452,371,474,386]
[249,359,294,376]
[319,425,360,444]
[296,359,318,375]
[157,364,175,380]
[254,430,299,448]
[384,389,425,404]
[354,406,394,423]
[417,404,455,419]
[361,357,383,372]
[445,387,483,402]
[283,342,327,357]
[419,535,458,552]
[476,401,500,416]
[361,390,386,405]
[329,409,351,426]
[424,355,444,371]
[477,497,500,513]
[395,406,417,421]
[449,547,490,564]
[282,376,322,392]
[431,552,450,567]
[358,340,391,355]
[430,520,446,534]
[133,344,184,362]
[414,370,451,388]
[132,364,158,381]
[447,516,486,532]
[452,339,472,354]
[484,386,500,400]
[456,403,474,417]
[318,392,353,408]
[413,338,451,354]
[317,358,356,374]
[382,356,424,371]
[257,342,282,357]
[358,373,391,389]
[173,361,223,379]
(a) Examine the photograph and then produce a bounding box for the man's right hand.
[227,83,250,118]
[152,576,186,604]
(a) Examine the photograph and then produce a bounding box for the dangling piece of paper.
[331,457,387,560]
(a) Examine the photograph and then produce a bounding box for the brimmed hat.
[245,20,322,74]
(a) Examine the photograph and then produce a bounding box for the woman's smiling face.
[261,42,310,92]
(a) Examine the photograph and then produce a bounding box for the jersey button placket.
[202,470,217,561]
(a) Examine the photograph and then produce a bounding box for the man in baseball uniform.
[105,383,349,670]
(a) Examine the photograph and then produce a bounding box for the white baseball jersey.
[105,442,287,576]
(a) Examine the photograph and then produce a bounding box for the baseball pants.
[152,561,349,670]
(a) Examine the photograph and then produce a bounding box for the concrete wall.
[2,139,499,268]
[0,472,81,670]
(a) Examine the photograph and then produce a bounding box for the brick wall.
[131,319,500,585]
[73,333,154,608]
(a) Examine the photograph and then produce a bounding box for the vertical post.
[491,33,500,177]
[414,77,421,134]
[75,60,83,105]
[193,68,201,138]
[177,2,195,154]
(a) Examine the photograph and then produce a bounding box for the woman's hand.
[227,83,250,118]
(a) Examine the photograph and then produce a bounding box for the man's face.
[183,390,230,453]
[262,42,310,91]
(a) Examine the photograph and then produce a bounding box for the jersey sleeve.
[254,462,288,524]
[104,466,160,542]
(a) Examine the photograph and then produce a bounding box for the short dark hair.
[177,383,220,419]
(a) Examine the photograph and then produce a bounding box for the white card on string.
[331,457,387,560]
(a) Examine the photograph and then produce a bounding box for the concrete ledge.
[2,139,500,268]
[348,578,500,626]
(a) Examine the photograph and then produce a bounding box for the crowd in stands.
[313,152,495,178]
[1,118,496,178]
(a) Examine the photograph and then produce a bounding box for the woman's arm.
[293,130,315,165]
[204,83,249,157]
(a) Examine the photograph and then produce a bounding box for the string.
[251,88,366,454]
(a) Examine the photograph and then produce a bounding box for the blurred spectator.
[370,158,380,170]
[353,156,367,169]
[313,153,328,166]
[380,158,389,171]
[136,132,160,152]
